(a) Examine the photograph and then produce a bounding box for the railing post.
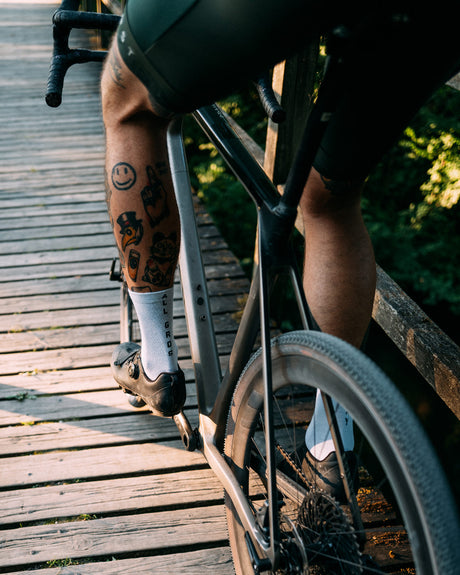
[263,41,320,186]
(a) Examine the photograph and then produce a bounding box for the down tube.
[167,117,222,416]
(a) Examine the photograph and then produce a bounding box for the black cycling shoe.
[111,342,186,417]
[278,444,359,503]
[301,447,359,503]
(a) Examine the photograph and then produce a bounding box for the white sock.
[305,389,354,460]
[128,287,178,380]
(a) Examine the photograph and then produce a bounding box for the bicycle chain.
[276,442,312,489]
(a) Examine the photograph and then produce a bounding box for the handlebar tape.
[255,75,286,124]
[45,6,120,108]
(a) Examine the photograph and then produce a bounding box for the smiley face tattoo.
[112,162,137,191]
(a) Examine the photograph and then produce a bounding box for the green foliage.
[364,86,460,329]
[46,558,79,567]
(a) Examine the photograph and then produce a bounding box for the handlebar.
[255,75,286,124]
[46,2,285,123]
[45,3,120,107]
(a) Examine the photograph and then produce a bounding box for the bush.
[364,85,460,338]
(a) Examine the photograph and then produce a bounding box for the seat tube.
[166,117,222,416]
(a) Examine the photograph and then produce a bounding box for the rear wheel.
[224,330,460,574]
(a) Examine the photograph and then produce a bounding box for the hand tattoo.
[141,165,170,227]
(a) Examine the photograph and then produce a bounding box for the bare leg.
[101,42,185,416]
[300,168,375,468]
[300,168,376,348]
[101,42,180,293]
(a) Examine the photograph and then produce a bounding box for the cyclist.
[101,0,460,497]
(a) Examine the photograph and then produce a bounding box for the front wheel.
[224,330,460,574]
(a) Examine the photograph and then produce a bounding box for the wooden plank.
[0,360,210,400]
[0,290,121,314]
[0,467,220,525]
[0,192,105,209]
[0,441,205,488]
[0,294,243,333]
[0,212,111,231]
[0,266,244,299]
[0,366,115,399]
[0,237,229,269]
[0,285,244,315]
[0,389,152,426]
[0,201,107,220]
[6,548,234,575]
[0,412,199,456]
[0,344,131,375]
[0,219,219,243]
[0,505,228,568]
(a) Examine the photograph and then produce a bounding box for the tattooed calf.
[142,231,179,288]
[117,211,143,251]
[141,165,169,227]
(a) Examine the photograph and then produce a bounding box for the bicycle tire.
[224,330,460,574]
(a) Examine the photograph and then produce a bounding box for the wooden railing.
[80,0,123,16]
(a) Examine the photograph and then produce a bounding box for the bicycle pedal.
[109,257,123,282]
[173,411,199,452]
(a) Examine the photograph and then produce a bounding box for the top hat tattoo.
[117,211,143,251]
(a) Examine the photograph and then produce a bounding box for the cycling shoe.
[301,448,359,503]
[111,342,186,417]
[278,443,359,503]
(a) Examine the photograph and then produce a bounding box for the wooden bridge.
[1,1,459,573]
[0,2,241,572]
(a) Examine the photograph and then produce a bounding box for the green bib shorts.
[117,0,460,182]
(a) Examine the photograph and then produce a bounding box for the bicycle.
[46,2,460,573]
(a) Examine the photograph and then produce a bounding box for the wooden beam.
[263,41,319,185]
[374,267,460,419]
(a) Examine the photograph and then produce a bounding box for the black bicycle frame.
[190,50,349,567]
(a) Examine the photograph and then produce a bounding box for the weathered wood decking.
[0,3,246,572]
